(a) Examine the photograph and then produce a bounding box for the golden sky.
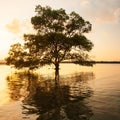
[0,0,120,61]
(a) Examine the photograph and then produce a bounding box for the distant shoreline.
[61,61,120,64]
[94,61,120,64]
[1,61,120,65]
[0,61,6,65]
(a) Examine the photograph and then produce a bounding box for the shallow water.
[0,64,120,120]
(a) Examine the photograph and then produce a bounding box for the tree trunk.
[55,62,59,85]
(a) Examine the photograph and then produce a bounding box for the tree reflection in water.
[6,71,94,120]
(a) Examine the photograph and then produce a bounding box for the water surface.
[0,64,120,120]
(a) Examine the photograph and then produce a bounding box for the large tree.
[6,5,94,82]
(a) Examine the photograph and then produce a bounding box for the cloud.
[81,0,90,6]
[6,19,21,34]
[79,0,120,24]
[6,18,34,35]
[114,8,120,23]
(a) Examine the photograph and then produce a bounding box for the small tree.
[6,5,94,82]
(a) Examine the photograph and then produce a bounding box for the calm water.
[0,64,120,120]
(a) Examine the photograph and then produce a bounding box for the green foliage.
[6,5,94,70]
[5,43,39,69]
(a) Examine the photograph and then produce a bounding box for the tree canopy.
[6,5,94,71]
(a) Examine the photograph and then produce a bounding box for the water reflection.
[6,71,94,120]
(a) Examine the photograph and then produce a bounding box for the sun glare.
[0,29,16,59]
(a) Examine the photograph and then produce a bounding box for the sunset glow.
[0,0,120,61]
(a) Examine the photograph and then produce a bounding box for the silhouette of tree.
[6,5,94,83]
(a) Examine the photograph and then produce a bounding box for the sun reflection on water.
[4,69,94,120]
[1,64,120,120]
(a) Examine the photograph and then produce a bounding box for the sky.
[0,0,120,61]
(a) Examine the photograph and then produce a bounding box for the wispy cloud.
[114,8,120,23]
[6,19,21,34]
[6,18,34,35]
[79,0,120,24]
